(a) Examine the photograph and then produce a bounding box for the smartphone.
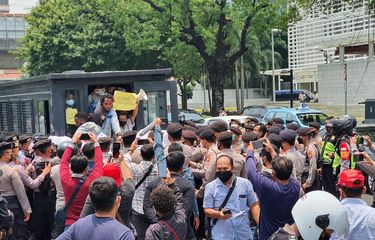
[80,133,90,141]
[223,209,232,215]
[138,139,150,145]
[353,151,364,162]
[251,140,265,149]
[112,143,121,159]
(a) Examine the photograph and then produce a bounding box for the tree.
[16,0,166,76]
[122,0,288,116]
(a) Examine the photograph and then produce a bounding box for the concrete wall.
[182,88,269,110]
[0,51,23,69]
[318,59,375,104]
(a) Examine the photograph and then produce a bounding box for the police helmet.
[57,141,78,159]
[332,115,356,136]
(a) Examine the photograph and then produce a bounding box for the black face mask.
[119,121,126,127]
[216,170,233,183]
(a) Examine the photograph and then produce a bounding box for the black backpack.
[33,161,52,194]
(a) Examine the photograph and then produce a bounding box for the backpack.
[33,161,52,194]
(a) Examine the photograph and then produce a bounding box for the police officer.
[29,139,56,240]
[279,129,305,185]
[230,127,243,154]
[164,123,193,167]
[309,122,322,147]
[206,131,247,183]
[18,135,33,166]
[0,142,31,240]
[5,135,20,167]
[297,127,319,193]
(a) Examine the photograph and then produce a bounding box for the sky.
[9,0,38,13]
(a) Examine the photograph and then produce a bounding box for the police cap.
[33,139,52,150]
[268,126,282,135]
[242,132,258,143]
[230,127,242,136]
[296,127,313,136]
[231,119,242,127]
[167,123,183,135]
[19,135,32,145]
[182,130,196,140]
[0,142,12,153]
[217,131,233,142]
[274,123,285,130]
[244,124,255,131]
[199,129,215,140]
[286,123,300,131]
[268,133,282,148]
[246,117,259,123]
[195,126,210,138]
[185,120,197,129]
[309,122,320,130]
[5,135,19,143]
[182,125,197,133]
[210,120,228,133]
[272,118,284,124]
[279,129,297,142]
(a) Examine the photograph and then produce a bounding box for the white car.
[203,115,250,128]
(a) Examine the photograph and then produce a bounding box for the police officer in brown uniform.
[206,131,247,183]
[164,123,193,167]
[230,127,243,154]
[0,142,31,240]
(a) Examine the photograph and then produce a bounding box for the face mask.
[232,135,236,142]
[216,170,233,183]
[241,144,246,153]
[119,121,126,127]
[66,99,75,107]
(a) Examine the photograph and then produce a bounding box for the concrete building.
[287,1,375,104]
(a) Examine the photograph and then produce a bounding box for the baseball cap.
[103,164,122,187]
[337,169,365,188]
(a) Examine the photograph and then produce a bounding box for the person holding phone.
[204,155,260,240]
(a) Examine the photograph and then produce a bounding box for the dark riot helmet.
[332,115,357,136]
[57,141,79,159]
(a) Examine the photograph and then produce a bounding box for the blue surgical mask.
[232,135,236,142]
[241,144,246,153]
[66,99,75,107]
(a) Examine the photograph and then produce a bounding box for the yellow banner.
[113,91,137,111]
[66,108,78,125]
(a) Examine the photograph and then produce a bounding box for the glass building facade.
[0,13,26,51]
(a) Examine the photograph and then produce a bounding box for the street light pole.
[272,29,281,102]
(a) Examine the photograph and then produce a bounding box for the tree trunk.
[208,66,225,116]
[181,78,188,110]
[235,61,240,113]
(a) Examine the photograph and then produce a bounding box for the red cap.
[337,170,365,188]
[103,164,122,187]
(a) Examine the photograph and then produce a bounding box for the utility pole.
[272,29,281,102]
[240,56,245,111]
[290,69,294,108]
[344,63,348,114]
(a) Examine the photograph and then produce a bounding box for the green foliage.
[17,0,165,76]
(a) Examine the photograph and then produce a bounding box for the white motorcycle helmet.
[292,191,349,240]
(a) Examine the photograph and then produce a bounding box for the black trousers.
[4,196,28,240]
[322,164,338,197]
[131,210,150,240]
[29,192,56,240]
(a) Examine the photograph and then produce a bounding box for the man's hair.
[216,155,234,167]
[204,135,216,143]
[89,177,119,212]
[168,143,183,153]
[99,142,111,152]
[282,138,295,146]
[141,144,154,161]
[218,138,232,149]
[272,156,293,180]
[184,138,195,146]
[70,155,88,174]
[150,186,176,215]
[75,112,88,122]
[169,131,182,141]
[256,124,267,137]
[38,145,50,155]
[82,142,95,160]
[166,151,185,172]
[340,186,364,198]
[100,94,114,104]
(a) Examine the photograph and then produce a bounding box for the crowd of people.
[0,93,375,240]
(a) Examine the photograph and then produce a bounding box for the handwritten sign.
[113,91,138,111]
[66,108,78,125]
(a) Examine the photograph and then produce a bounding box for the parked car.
[262,108,327,129]
[167,109,205,124]
[242,105,286,122]
[275,89,315,102]
[203,115,249,128]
